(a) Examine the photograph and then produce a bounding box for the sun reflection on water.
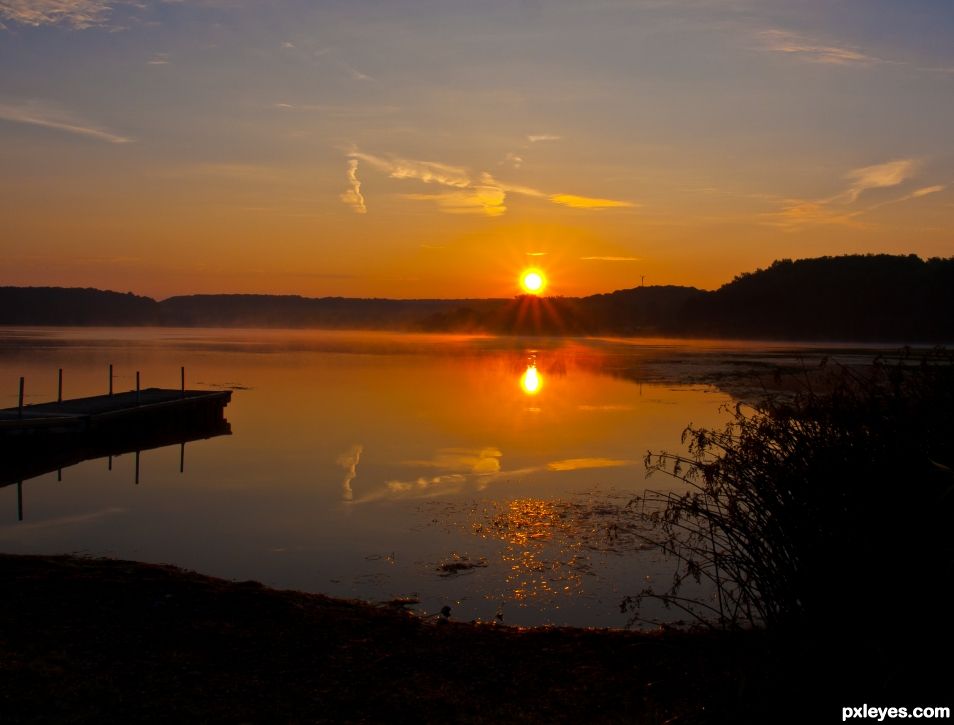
[520,355,542,396]
[421,494,660,615]
[473,498,588,603]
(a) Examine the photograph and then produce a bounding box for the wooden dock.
[0,388,232,436]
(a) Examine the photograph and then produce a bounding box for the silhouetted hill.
[683,254,954,341]
[2,255,952,341]
[0,287,159,325]
[158,295,503,328]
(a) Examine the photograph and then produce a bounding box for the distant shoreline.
[4,254,953,342]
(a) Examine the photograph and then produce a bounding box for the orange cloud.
[550,194,636,210]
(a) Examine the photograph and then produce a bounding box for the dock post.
[181,366,185,397]
[180,442,185,473]
[18,377,24,419]
[108,455,112,471]
[109,364,113,396]
[57,468,62,482]
[136,371,141,404]
[135,450,140,485]
[58,368,63,403]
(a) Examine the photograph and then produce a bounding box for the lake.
[0,328,884,627]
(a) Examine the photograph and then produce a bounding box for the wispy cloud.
[337,444,362,502]
[346,149,636,216]
[528,134,561,143]
[0,100,132,143]
[351,151,471,189]
[503,152,524,169]
[770,201,863,229]
[550,194,637,210]
[759,28,954,77]
[404,188,506,217]
[0,0,114,29]
[147,52,169,65]
[340,158,367,214]
[864,184,945,213]
[347,150,503,217]
[757,29,879,66]
[767,158,939,229]
[908,185,945,199]
[839,159,917,203]
[343,61,372,82]
[313,48,373,82]
[581,256,641,261]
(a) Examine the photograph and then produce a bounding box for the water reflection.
[490,498,585,602]
[1,416,231,520]
[520,359,542,396]
[462,495,656,609]
[337,444,362,502]
[2,328,780,626]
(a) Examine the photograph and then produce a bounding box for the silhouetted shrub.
[627,350,954,632]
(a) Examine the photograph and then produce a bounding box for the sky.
[1,0,952,299]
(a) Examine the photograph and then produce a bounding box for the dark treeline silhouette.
[3,254,953,341]
[424,254,954,339]
[680,254,954,340]
[0,287,159,325]
[158,294,505,329]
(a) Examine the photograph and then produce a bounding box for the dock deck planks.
[0,388,232,432]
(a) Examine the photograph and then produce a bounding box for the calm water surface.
[0,328,870,627]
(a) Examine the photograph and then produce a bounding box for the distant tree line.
[2,254,952,342]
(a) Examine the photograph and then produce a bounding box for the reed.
[626,349,954,632]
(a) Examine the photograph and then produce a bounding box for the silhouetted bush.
[627,350,954,632]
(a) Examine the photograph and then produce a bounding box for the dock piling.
[181,366,185,397]
[180,442,185,473]
[18,377,24,419]
[58,368,63,403]
[136,371,141,404]
[108,364,113,396]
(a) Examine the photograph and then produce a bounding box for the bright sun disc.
[520,269,546,294]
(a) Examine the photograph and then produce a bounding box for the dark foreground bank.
[1,555,949,724]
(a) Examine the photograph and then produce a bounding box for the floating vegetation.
[436,553,487,577]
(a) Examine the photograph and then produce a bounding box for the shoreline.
[3,554,950,723]
[0,553,782,723]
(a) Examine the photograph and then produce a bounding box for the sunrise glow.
[0,3,950,298]
[520,270,546,295]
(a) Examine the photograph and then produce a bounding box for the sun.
[519,269,547,295]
